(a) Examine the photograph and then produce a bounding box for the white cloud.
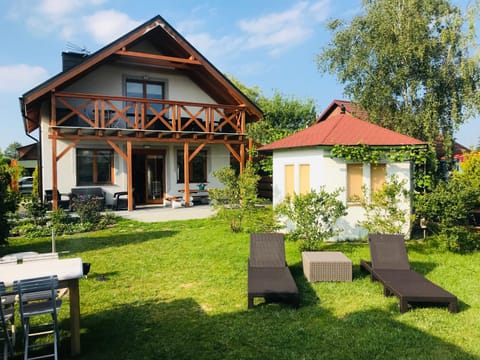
[82,10,142,44]
[38,0,106,18]
[0,65,49,93]
[238,0,331,55]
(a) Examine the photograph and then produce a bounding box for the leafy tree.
[318,0,480,169]
[4,141,22,159]
[0,155,20,245]
[229,76,317,144]
[276,187,347,251]
[228,76,317,175]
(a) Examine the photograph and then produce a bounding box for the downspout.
[19,97,43,200]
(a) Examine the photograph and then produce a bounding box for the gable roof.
[20,15,263,133]
[317,99,368,122]
[259,113,425,151]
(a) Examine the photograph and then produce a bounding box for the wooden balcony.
[50,92,248,143]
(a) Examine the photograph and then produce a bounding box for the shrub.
[358,175,409,234]
[71,195,102,226]
[437,226,480,254]
[276,187,347,251]
[210,165,277,232]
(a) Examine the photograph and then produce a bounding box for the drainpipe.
[19,97,43,200]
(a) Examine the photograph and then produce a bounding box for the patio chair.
[360,234,457,313]
[0,282,15,359]
[14,276,62,360]
[248,233,299,309]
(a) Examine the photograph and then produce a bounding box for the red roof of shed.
[259,113,425,151]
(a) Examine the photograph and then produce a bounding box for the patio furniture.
[113,190,135,210]
[44,189,72,211]
[15,276,62,360]
[248,233,299,309]
[0,282,15,359]
[0,258,83,356]
[360,234,458,313]
[70,187,105,210]
[302,251,352,282]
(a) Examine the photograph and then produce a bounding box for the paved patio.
[114,204,216,222]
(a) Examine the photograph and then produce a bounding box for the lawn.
[2,217,480,359]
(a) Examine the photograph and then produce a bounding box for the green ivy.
[330,144,431,190]
[330,144,428,164]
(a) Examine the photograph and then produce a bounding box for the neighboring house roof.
[259,113,425,151]
[19,14,263,134]
[17,143,38,161]
[317,99,368,122]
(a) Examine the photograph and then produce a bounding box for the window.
[76,149,113,185]
[177,150,207,183]
[284,165,294,198]
[299,164,310,195]
[126,79,165,115]
[347,163,363,203]
[371,163,386,194]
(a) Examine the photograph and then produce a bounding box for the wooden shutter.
[371,163,386,193]
[347,163,363,203]
[285,165,294,198]
[299,164,310,195]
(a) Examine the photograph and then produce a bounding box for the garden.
[2,216,480,359]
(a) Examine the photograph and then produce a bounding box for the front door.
[132,151,165,205]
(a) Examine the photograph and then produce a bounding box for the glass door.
[146,154,164,203]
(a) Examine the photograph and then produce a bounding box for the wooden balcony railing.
[51,92,247,136]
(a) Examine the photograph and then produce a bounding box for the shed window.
[299,164,310,195]
[284,165,294,198]
[371,164,386,193]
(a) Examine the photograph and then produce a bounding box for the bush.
[437,226,480,254]
[210,165,278,232]
[358,175,409,234]
[71,195,102,226]
[276,187,347,251]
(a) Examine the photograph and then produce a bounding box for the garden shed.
[259,105,425,240]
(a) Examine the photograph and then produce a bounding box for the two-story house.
[19,15,263,210]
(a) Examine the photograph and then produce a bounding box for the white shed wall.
[272,147,413,240]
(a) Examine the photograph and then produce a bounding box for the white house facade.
[20,15,263,210]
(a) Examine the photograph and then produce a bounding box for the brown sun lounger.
[248,233,299,309]
[361,234,457,313]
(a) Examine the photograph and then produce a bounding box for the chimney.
[340,104,346,114]
[61,52,88,72]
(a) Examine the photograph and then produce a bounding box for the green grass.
[2,217,480,359]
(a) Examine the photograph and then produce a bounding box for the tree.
[4,142,22,159]
[0,155,20,244]
[318,0,480,169]
[228,75,317,145]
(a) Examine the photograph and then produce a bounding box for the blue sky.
[0,0,478,152]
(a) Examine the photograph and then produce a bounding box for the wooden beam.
[106,140,127,162]
[127,141,133,211]
[116,50,201,65]
[184,142,190,207]
[51,136,58,209]
[56,140,79,161]
[188,143,205,162]
[225,143,241,163]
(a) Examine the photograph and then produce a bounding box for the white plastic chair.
[14,276,62,360]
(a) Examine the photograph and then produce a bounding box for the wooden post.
[184,142,190,206]
[127,141,133,211]
[240,143,245,173]
[51,135,58,209]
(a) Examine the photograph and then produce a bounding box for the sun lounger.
[248,233,299,309]
[361,234,457,313]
